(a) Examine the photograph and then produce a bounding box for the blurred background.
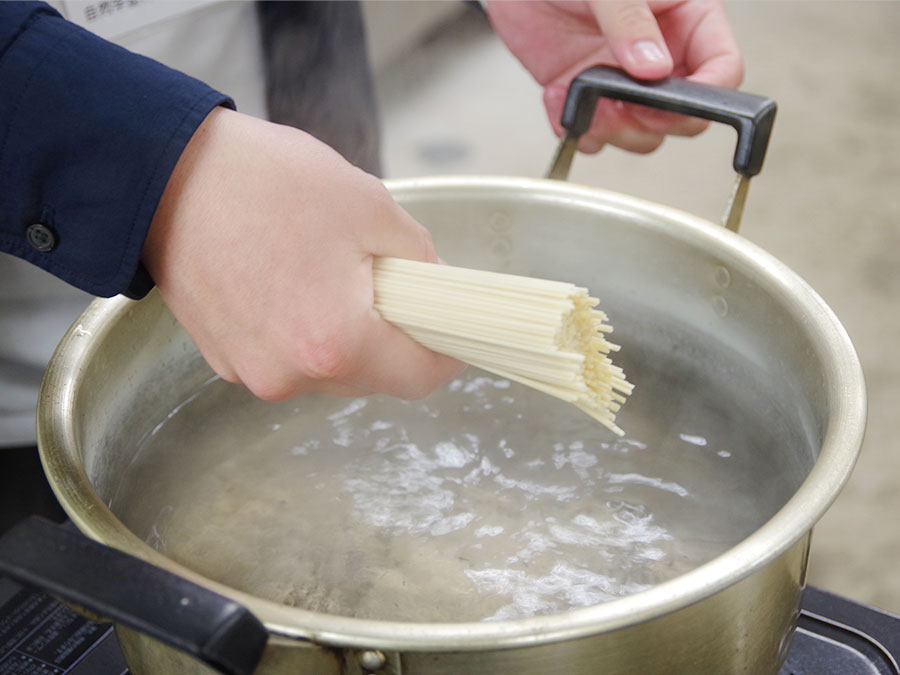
[364,1,900,613]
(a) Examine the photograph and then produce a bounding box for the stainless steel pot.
[0,69,866,674]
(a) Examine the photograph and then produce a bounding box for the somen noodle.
[373,257,633,435]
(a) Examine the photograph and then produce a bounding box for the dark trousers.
[0,446,66,534]
[256,0,382,176]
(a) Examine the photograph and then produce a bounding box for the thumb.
[590,1,673,80]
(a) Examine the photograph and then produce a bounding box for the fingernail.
[631,40,668,66]
[544,84,566,106]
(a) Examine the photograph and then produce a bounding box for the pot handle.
[0,516,268,675]
[546,65,777,232]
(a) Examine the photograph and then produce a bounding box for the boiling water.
[110,331,811,622]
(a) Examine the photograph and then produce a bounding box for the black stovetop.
[1,576,897,675]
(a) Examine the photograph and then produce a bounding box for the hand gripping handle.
[546,66,777,231]
[554,65,776,177]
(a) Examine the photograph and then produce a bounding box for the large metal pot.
[0,70,865,673]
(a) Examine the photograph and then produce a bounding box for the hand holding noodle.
[143,108,630,425]
[142,107,464,401]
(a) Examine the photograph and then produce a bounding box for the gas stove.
[0,574,126,674]
[1,575,897,675]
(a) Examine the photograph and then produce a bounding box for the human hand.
[142,107,464,401]
[485,0,744,153]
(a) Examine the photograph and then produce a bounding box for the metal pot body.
[112,537,808,674]
[36,177,865,674]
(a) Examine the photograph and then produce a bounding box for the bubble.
[712,295,729,318]
[714,266,732,289]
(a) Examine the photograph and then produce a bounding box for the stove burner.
[0,575,127,674]
[0,578,897,674]
[783,587,900,675]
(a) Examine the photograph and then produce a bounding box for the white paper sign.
[62,0,222,41]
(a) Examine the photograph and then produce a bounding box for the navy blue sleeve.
[0,2,234,298]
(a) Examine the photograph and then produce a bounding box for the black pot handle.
[550,64,777,178]
[0,516,268,675]
[546,65,777,232]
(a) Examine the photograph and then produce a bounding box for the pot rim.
[37,175,866,651]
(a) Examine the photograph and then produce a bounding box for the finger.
[546,72,707,143]
[687,51,744,89]
[545,86,663,153]
[673,0,744,88]
[344,311,467,400]
[320,178,462,398]
[225,323,377,401]
[574,99,665,154]
[627,106,710,137]
[578,125,665,155]
[589,0,673,80]
[354,197,466,396]
[601,126,665,154]
[355,177,441,265]
[278,254,465,401]
[543,83,570,140]
[624,0,741,138]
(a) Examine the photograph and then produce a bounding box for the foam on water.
[110,336,810,622]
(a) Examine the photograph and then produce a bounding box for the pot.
[0,68,866,674]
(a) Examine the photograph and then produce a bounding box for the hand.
[142,107,464,401]
[485,0,744,153]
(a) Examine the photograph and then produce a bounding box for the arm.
[0,1,232,297]
[0,2,462,401]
